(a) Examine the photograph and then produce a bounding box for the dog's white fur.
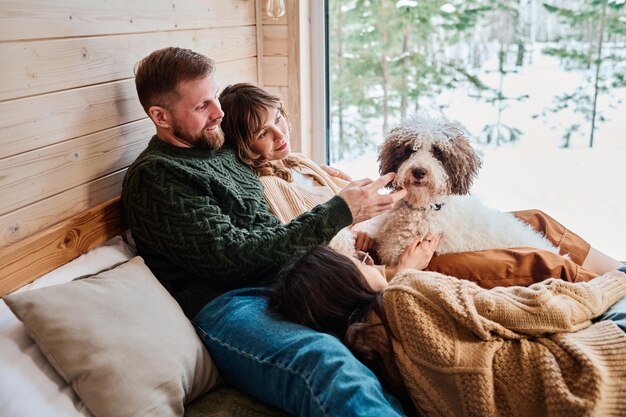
[328,227,357,256]
[372,114,559,266]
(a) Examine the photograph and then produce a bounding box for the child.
[268,244,626,417]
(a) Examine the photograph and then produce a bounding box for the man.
[122,47,408,416]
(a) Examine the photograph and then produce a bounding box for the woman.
[267,244,626,417]
[218,83,623,283]
[218,83,350,223]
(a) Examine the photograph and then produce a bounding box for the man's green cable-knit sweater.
[122,137,353,317]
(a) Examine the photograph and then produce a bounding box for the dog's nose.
[411,167,427,180]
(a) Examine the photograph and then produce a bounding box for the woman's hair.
[134,47,215,114]
[219,83,300,181]
[268,245,378,338]
[268,245,415,413]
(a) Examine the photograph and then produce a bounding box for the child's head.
[269,245,415,413]
[219,83,293,177]
[268,245,381,340]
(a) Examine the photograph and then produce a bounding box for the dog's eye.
[431,146,444,161]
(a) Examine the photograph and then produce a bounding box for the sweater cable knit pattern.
[122,137,352,317]
[371,271,626,417]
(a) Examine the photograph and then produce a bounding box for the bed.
[0,1,313,414]
[0,197,289,417]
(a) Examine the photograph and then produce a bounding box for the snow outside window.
[323,0,626,260]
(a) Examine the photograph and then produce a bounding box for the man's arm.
[125,171,351,289]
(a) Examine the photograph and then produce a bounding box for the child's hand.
[354,230,374,252]
[396,233,442,272]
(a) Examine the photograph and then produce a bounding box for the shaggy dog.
[371,115,559,266]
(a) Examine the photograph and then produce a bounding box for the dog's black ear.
[378,128,414,181]
[436,129,482,195]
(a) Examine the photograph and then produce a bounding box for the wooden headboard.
[0,198,125,297]
[0,1,307,296]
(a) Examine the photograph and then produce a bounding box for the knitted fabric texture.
[260,153,348,224]
[259,154,362,256]
[369,271,626,417]
[122,138,352,317]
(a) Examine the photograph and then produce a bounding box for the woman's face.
[250,106,291,161]
[351,251,388,292]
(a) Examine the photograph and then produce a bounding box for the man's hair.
[134,47,215,113]
[219,83,299,181]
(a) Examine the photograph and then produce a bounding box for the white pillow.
[4,256,221,417]
[0,236,134,417]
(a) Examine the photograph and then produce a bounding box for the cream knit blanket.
[376,271,626,417]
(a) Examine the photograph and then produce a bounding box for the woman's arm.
[479,270,626,335]
[383,234,441,280]
[390,269,626,337]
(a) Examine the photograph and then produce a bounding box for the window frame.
[309,0,329,164]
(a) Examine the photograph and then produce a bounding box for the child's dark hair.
[268,245,377,338]
[268,245,416,415]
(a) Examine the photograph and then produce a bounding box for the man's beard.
[172,120,225,149]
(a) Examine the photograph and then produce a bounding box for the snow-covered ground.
[332,47,625,260]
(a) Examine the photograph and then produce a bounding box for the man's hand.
[338,173,407,224]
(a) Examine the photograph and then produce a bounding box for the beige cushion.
[4,256,221,417]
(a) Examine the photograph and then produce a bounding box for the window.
[318,0,626,260]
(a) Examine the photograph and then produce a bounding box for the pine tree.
[328,0,543,156]
[541,0,626,147]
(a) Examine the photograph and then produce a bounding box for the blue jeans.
[193,288,406,417]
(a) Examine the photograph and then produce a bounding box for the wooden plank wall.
[0,0,262,252]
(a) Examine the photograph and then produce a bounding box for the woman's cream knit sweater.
[260,153,347,224]
[369,270,626,417]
